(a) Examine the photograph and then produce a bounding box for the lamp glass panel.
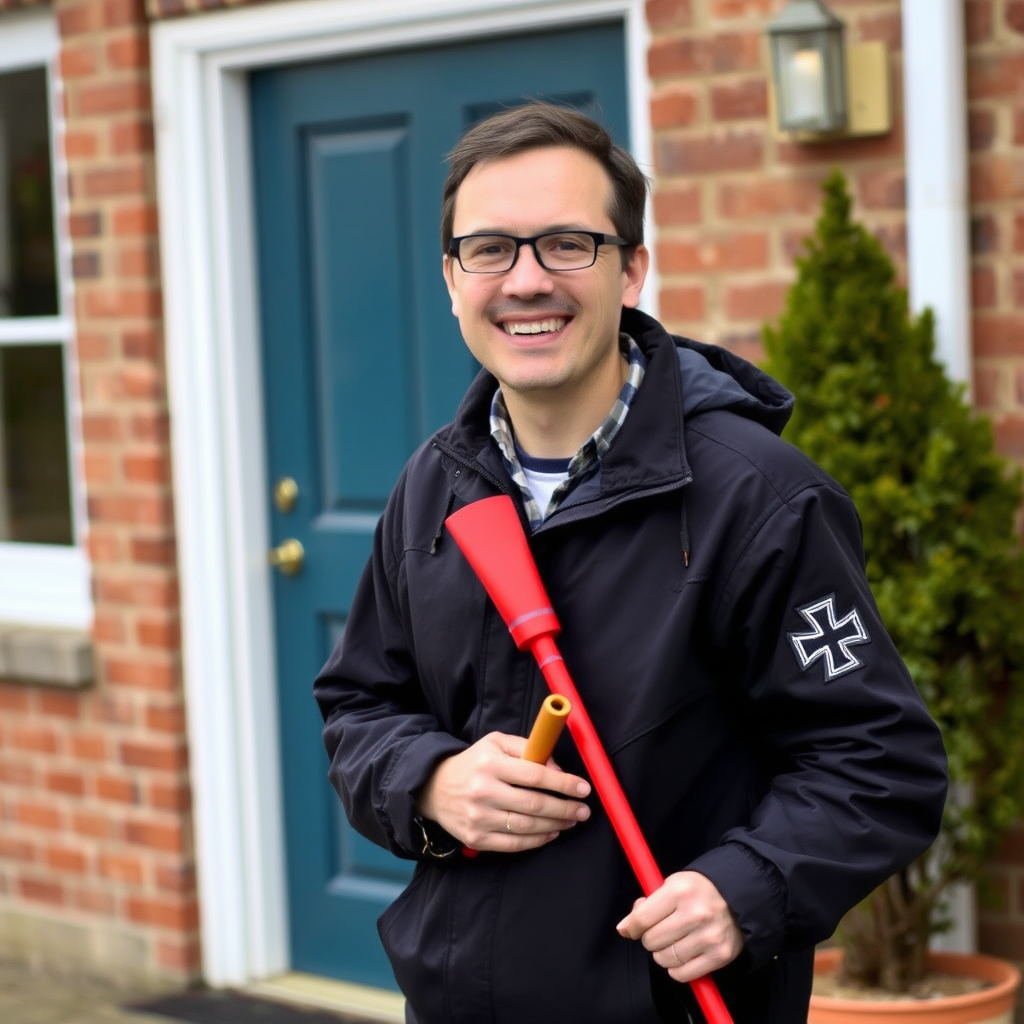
[773,29,845,132]
[824,32,847,124]
[783,39,826,126]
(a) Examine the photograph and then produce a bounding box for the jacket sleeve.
[688,478,948,966]
[313,506,468,859]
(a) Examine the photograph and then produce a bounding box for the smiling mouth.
[502,318,568,336]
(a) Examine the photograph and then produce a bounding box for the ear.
[620,244,649,310]
[442,254,460,317]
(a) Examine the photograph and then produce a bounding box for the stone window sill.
[0,622,94,689]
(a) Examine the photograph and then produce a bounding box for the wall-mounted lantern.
[767,0,847,133]
[766,0,891,141]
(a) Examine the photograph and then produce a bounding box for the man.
[314,103,947,1023]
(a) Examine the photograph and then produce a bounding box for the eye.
[546,233,588,253]
[537,233,596,267]
[466,236,514,259]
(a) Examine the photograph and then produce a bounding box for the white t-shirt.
[518,451,571,516]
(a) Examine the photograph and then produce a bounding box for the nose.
[501,241,554,297]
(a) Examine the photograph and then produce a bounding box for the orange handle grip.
[462,695,572,860]
[522,694,571,764]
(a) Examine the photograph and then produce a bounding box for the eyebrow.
[455,224,597,236]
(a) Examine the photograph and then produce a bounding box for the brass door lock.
[268,538,304,575]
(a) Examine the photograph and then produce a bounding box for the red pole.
[529,634,732,1024]
[445,497,734,1024]
[529,634,663,893]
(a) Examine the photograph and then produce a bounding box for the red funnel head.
[445,496,560,650]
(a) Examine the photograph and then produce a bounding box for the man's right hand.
[416,732,592,852]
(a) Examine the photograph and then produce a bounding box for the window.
[0,10,90,628]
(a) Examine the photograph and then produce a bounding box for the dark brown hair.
[440,102,650,254]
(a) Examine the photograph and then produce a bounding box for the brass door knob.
[268,538,304,575]
[273,477,299,514]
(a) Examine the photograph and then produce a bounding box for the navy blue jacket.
[314,308,948,1024]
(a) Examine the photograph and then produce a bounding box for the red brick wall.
[969,0,1024,463]
[0,0,197,983]
[649,0,1024,463]
[0,0,1021,991]
[987,824,1024,979]
[647,0,1024,981]
[649,0,901,348]
[974,2,1024,989]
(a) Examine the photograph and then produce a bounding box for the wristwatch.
[413,815,460,859]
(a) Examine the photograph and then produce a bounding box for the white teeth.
[503,318,566,335]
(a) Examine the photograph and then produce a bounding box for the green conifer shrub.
[762,171,1024,993]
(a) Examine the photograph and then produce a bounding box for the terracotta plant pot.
[809,947,1021,1024]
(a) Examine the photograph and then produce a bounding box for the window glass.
[0,343,72,544]
[0,66,58,317]
[0,9,88,626]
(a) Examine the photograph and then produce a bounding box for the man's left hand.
[615,871,744,983]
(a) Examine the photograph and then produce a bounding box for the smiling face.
[443,146,648,425]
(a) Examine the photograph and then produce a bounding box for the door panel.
[308,121,422,504]
[251,20,629,987]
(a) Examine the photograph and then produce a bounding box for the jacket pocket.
[377,865,451,1021]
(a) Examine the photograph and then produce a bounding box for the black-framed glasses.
[447,230,630,274]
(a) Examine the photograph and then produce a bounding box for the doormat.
[125,989,373,1024]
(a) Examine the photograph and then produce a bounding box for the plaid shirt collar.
[490,333,647,530]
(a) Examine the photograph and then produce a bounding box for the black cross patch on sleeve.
[787,594,871,681]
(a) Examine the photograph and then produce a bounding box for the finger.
[508,783,591,821]
[616,890,675,939]
[652,940,684,971]
[458,788,586,849]
[493,728,573,777]
[503,808,583,837]
[640,906,733,958]
[664,948,730,983]
[493,808,563,852]
[503,756,591,799]
[615,900,646,939]
[669,916,742,964]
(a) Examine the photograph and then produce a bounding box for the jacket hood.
[622,308,794,436]
[436,307,795,500]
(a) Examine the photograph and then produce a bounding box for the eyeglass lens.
[457,232,599,273]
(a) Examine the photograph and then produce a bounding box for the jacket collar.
[438,309,692,496]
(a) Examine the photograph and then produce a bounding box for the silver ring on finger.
[671,943,682,967]
[505,811,513,834]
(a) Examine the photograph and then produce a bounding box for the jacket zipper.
[431,437,695,535]
[536,475,694,534]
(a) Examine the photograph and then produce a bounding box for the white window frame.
[0,9,91,630]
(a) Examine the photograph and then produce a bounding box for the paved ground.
[0,960,173,1024]
[0,960,399,1024]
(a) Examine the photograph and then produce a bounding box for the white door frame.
[151,0,653,987]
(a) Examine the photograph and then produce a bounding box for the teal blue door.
[251,21,629,988]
